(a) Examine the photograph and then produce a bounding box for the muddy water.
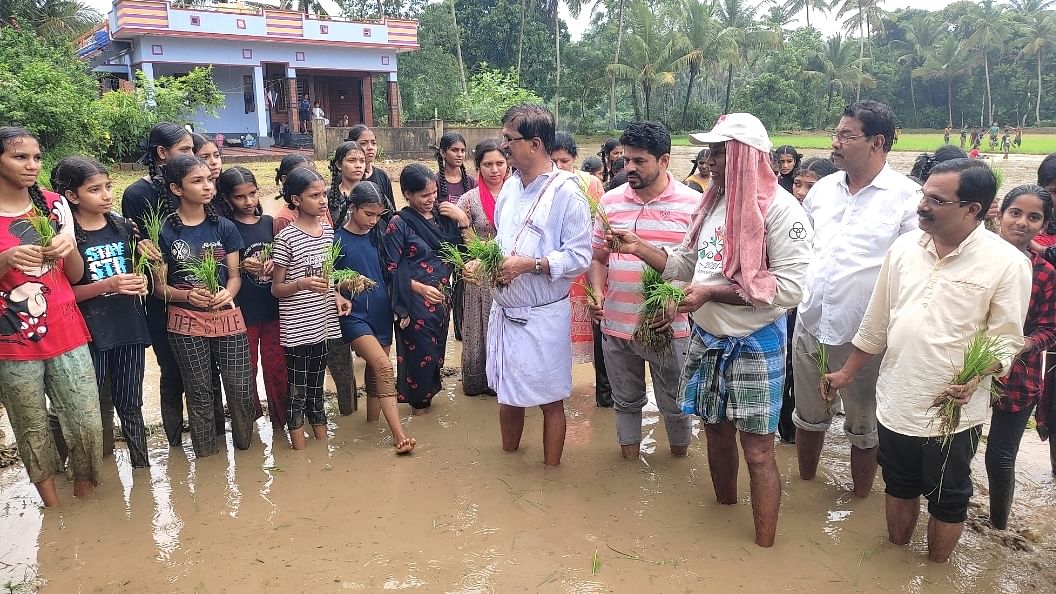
[3,150,1056,592]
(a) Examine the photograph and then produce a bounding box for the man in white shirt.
[470,104,592,466]
[825,158,1030,563]
[792,101,922,498]
[612,114,812,546]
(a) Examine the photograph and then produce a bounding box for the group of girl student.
[455,140,506,396]
[215,166,288,433]
[121,122,225,448]
[346,124,397,216]
[334,181,415,452]
[271,167,339,447]
[772,145,801,194]
[382,163,472,414]
[598,138,623,184]
[54,156,151,469]
[434,132,475,341]
[989,183,1056,530]
[0,127,102,507]
[153,154,258,458]
[683,147,710,193]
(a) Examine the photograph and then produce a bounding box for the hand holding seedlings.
[40,233,76,261]
[675,284,711,313]
[607,229,643,255]
[108,273,148,296]
[332,270,377,295]
[186,288,214,309]
[0,244,45,273]
[579,283,603,321]
[300,276,330,295]
[497,256,534,285]
[208,287,234,310]
[413,280,445,305]
[463,260,484,286]
[945,376,981,405]
[821,369,851,399]
[242,255,264,276]
[136,239,163,262]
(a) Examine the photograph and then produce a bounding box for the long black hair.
[434,131,470,201]
[158,154,218,231]
[141,122,191,178]
[346,181,388,245]
[282,166,326,211]
[1037,154,1056,234]
[598,138,620,182]
[50,156,119,244]
[687,147,710,179]
[215,166,259,219]
[794,157,838,180]
[0,127,51,222]
[328,140,366,224]
[275,153,313,186]
[1001,184,1054,223]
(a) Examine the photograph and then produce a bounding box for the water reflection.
[148,453,182,561]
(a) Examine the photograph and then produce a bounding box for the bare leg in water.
[350,336,415,454]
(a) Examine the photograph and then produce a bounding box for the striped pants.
[285,341,328,430]
[90,344,150,468]
[169,333,255,458]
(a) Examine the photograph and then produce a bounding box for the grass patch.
[672,133,1056,155]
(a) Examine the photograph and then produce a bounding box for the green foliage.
[93,67,225,162]
[458,69,543,125]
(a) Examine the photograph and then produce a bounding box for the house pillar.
[362,74,374,127]
[387,72,401,128]
[252,65,268,138]
[287,67,299,136]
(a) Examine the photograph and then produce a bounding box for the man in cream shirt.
[792,101,922,498]
[825,158,1030,563]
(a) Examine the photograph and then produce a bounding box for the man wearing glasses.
[792,101,921,499]
[822,159,1030,562]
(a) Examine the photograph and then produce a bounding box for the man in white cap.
[611,113,812,546]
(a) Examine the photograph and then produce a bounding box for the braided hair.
[215,166,259,219]
[282,166,327,211]
[0,127,53,231]
[50,156,120,245]
[599,138,620,182]
[435,131,470,202]
[159,155,219,232]
[687,147,710,179]
[328,141,365,225]
[140,122,191,178]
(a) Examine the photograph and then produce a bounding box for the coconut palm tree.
[606,0,677,121]
[915,34,971,127]
[609,0,627,129]
[716,0,781,113]
[279,0,328,15]
[781,0,830,29]
[833,0,886,100]
[1011,0,1056,124]
[803,33,871,121]
[891,12,940,127]
[1,0,100,38]
[762,2,795,31]
[671,0,740,129]
[960,0,1009,126]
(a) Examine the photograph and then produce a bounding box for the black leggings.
[985,406,1035,530]
[285,342,328,430]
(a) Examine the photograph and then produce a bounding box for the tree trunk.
[947,77,953,127]
[681,66,698,130]
[555,16,561,127]
[983,50,992,125]
[517,0,525,78]
[723,63,734,114]
[377,0,385,18]
[450,0,468,98]
[609,0,626,131]
[909,72,917,127]
[856,17,865,101]
[805,5,810,28]
[1037,49,1043,125]
[826,79,835,113]
[643,82,651,120]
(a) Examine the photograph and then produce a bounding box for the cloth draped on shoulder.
[388,206,461,317]
[683,141,778,305]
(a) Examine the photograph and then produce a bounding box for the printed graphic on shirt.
[0,281,49,342]
[169,239,227,290]
[788,221,808,240]
[84,241,130,282]
[243,241,273,285]
[697,224,725,270]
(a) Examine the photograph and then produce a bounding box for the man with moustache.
[824,159,1030,562]
[587,121,698,459]
[792,101,921,498]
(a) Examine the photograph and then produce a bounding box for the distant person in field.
[773,145,801,194]
[944,124,952,144]
[683,147,710,193]
[793,101,922,499]
[1014,127,1023,148]
[960,125,968,149]
[823,158,1030,564]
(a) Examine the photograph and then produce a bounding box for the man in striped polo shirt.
[588,122,699,460]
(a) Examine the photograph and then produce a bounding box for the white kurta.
[486,166,592,407]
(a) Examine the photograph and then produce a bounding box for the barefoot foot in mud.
[394,437,416,455]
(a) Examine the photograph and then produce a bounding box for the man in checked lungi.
[610,113,813,546]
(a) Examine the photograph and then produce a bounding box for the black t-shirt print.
[233,215,279,325]
[75,217,151,350]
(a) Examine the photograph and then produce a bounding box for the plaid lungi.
[677,317,787,435]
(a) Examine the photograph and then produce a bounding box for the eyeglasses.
[831,132,869,144]
[924,196,972,207]
[502,135,532,144]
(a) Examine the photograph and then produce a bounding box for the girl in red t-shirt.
[0,127,102,507]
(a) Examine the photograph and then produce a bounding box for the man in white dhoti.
[468,104,592,466]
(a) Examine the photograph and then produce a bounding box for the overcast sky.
[84,0,959,42]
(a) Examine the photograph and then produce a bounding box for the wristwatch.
[533,258,542,275]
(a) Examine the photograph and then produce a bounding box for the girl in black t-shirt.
[217,167,287,433]
[345,124,397,218]
[53,156,152,469]
[153,155,257,459]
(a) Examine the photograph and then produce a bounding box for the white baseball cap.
[689,113,773,154]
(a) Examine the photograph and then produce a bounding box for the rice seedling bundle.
[331,269,378,295]
[440,237,507,287]
[180,247,222,294]
[582,186,621,252]
[26,207,56,248]
[129,241,152,277]
[929,331,1010,446]
[142,205,165,249]
[810,343,833,414]
[321,243,342,280]
[257,242,273,264]
[633,267,686,352]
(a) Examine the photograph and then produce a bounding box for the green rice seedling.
[26,207,56,248]
[129,241,152,277]
[583,189,621,253]
[810,343,832,414]
[142,204,165,250]
[464,236,506,287]
[633,267,686,352]
[438,241,466,270]
[180,247,222,294]
[321,243,342,280]
[257,242,273,264]
[929,331,1010,447]
[331,269,377,295]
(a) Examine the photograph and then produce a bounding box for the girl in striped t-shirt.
[271,167,341,450]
